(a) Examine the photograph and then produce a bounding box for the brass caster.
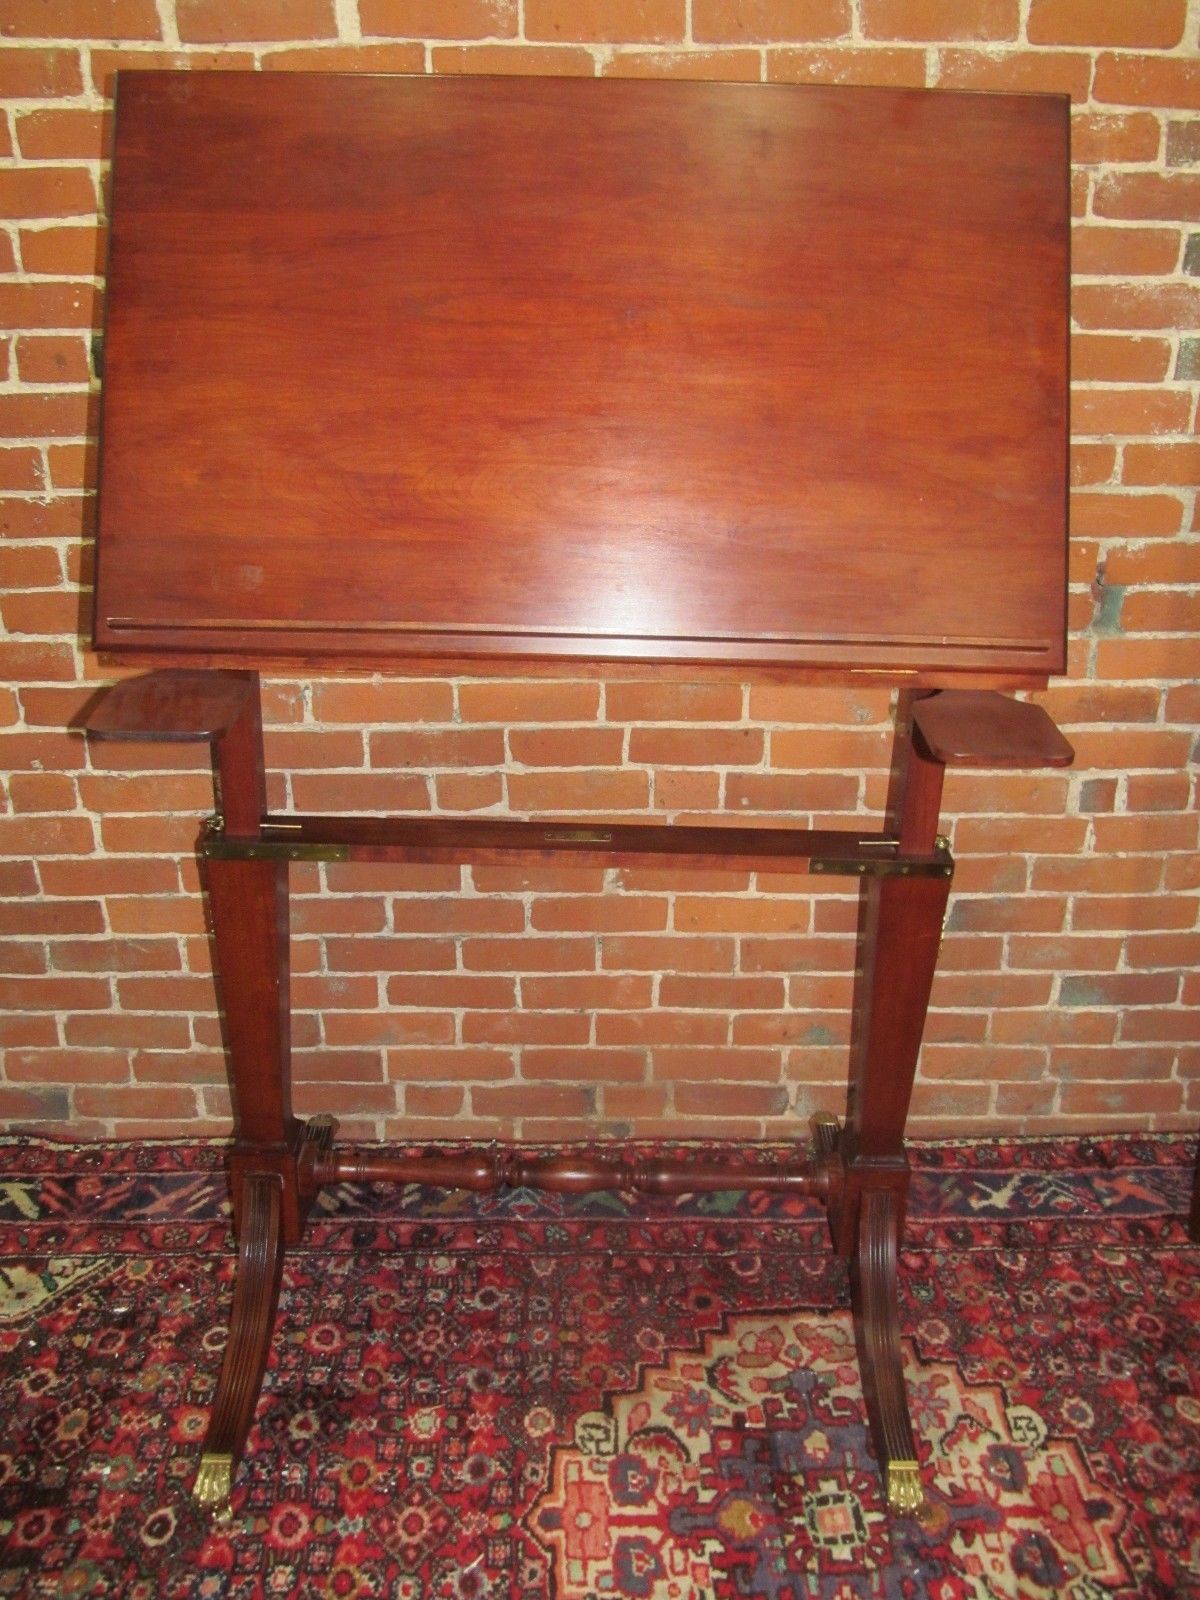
[194,1451,234,1526]
[885,1459,924,1518]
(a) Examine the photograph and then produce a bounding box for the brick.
[1175,337,1200,380]
[463,935,595,972]
[0,447,44,491]
[692,0,849,42]
[1071,226,1181,278]
[405,1084,465,1117]
[1094,634,1198,681]
[862,0,1016,40]
[1071,335,1170,383]
[1120,591,1200,633]
[360,0,517,35]
[434,772,504,810]
[605,680,742,722]
[434,43,597,72]
[1032,854,1161,893]
[530,895,667,932]
[603,47,759,78]
[597,1010,727,1045]
[176,0,336,40]
[0,496,91,542]
[0,1085,70,1121]
[1126,772,1192,812]
[1167,119,1200,167]
[1072,385,1191,436]
[1059,972,1180,1008]
[470,1084,593,1119]
[47,440,96,488]
[522,973,654,1009]
[1094,171,1200,224]
[937,47,1090,100]
[651,1046,782,1080]
[1066,727,1193,770]
[1070,111,1162,165]
[673,895,811,934]
[1072,282,1200,331]
[8,771,75,812]
[658,973,784,1009]
[522,1047,645,1081]
[1122,442,1200,486]
[725,772,858,811]
[0,974,109,1011]
[310,679,453,723]
[386,972,515,1008]
[16,109,109,161]
[0,391,92,443]
[322,1012,455,1047]
[770,728,890,768]
[291,772,430,812]
[1125,932,1200,971]
[2,0,160,36]
[1093,54,1200,111]
[600,934,733,971]
[15,334,91,385]
[628,727,762,767]
[325,934,456,971]
[264,729,364,768]
[1,169,97,227]
[509,727,624,767]
[525,0,683,42]
[1058,1080,1182,1118]
[457,680,599,722]
[1107,543,1200,586]
[1074,893,1199,932]
[673,1082,788,1116]
[1068,490,1183,539]
[1091,811,1198,854]
[506,769,649,812]
[263,43,427,71]
[0,45,83,95]
[370,727,505,767]
[1028,0,1187,48]
[463,1010,590,1044]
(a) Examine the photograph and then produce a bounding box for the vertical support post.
[830,690,952,1517]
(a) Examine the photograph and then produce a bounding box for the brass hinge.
[201,833,349,863]
[809,844,954,880]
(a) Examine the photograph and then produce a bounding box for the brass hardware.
[201,836,349,862]
[809,856,951,879]
[885,1460,924,1517]
[194,1452,234,1524]
[206,811,225,836]
[544,828,614,844]
[935,834,950,853]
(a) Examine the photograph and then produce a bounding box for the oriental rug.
[0,1135,1197,1599]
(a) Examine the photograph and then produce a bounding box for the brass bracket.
[200,832,349,863]
[809,845,953,880]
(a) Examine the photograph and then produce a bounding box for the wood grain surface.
[94,73,1069,681]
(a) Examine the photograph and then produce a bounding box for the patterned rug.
[1,1135,1198,1598]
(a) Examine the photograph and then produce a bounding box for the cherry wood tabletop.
[93,72,1068,683]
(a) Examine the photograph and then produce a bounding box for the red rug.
[1,1135,1198,1598]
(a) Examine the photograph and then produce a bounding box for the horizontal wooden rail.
[202,814,954,878]
[309,1146,832,1198]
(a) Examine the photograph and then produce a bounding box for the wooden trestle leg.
[83,672,1071,1523]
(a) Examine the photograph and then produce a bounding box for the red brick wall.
[1,1,1197,1141]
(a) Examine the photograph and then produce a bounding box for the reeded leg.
[851,1187,923,1517]
[194,1172,285,1522]
[1190,1140,1200,1244]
